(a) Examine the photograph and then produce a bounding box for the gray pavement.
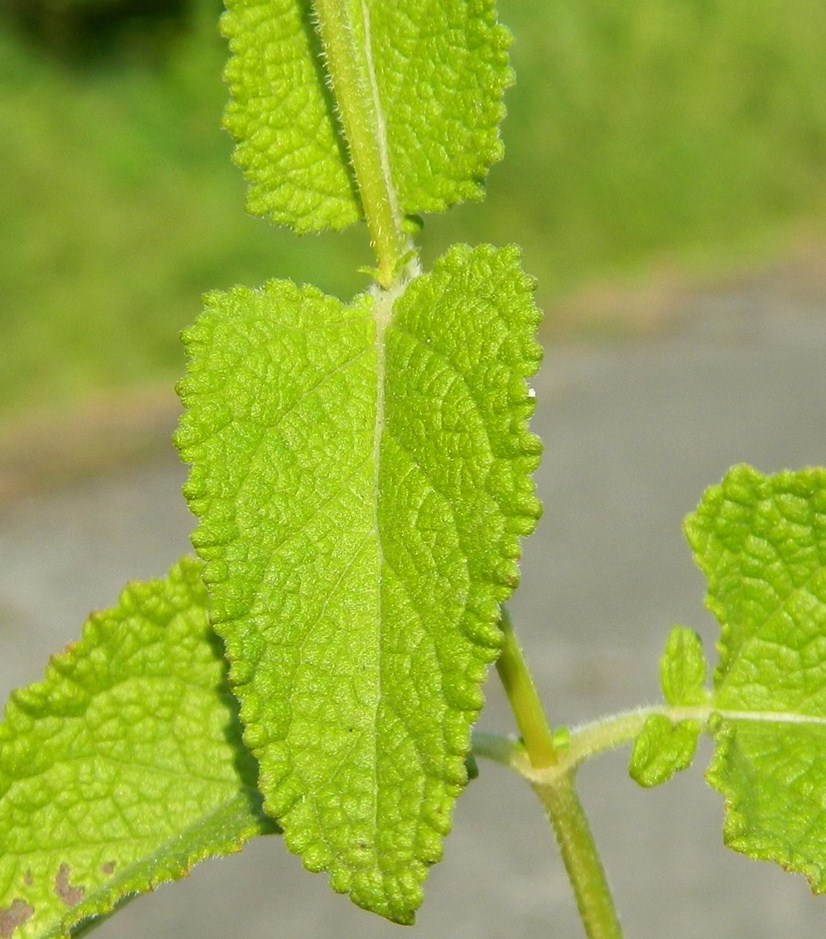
[2,277,826,938]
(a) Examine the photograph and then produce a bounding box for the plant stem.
[533,771,624,939]
[494,611,624,937]
[311,0,412,288]
[496,608,558,768]
[477,701,726,937]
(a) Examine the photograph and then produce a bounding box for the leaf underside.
[221,0,512,232]
[177,243,542,922]
[0,558,275,939]
[686,465,826,890]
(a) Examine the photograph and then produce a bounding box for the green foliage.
[484,0,826,284]
[177,242,541,921]
[4,0,826,935]
[1,0,202,63]
[0,559,274,939]
[175,0,543,921]
[221,0,359,232]
[629,628,707,786]
[660,626,709,708]
[0,18,367,425]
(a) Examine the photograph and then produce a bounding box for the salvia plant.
[2,2,826,937]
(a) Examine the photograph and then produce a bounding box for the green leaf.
[629,714,701,788]
[660,626,709,707]
[0,558,275,939]
[176,243,542,922]
[686,465,826,891]
[222,0,512,233]
[628,626,708,787]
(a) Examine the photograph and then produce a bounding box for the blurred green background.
[2,0,826,428]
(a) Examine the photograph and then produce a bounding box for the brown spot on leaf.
[0,899,34,937]
[100,861,116,876]
[54,863,85,907]
[22,873,32,888]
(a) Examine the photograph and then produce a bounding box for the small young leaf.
[630,714,701,788]
[687,465,826,891]
[627,627,708,786]
[177,243,542,922]
[222,0,512,233]
[0,558,275,939]
[660,626,709,707]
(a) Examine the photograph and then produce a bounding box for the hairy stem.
[534,771,624,939]
[311,0,412,287]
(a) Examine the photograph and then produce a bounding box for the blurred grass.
[2,0,826,425]
[427,0,826,288]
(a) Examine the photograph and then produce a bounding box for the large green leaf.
[686,465,826,891]
[176,243,542,921]
[222,0,511,232]
[0,558,275,939]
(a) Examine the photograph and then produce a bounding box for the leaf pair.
[4,0,826,927]
[176,0,542,923]
[176,242,542,920]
